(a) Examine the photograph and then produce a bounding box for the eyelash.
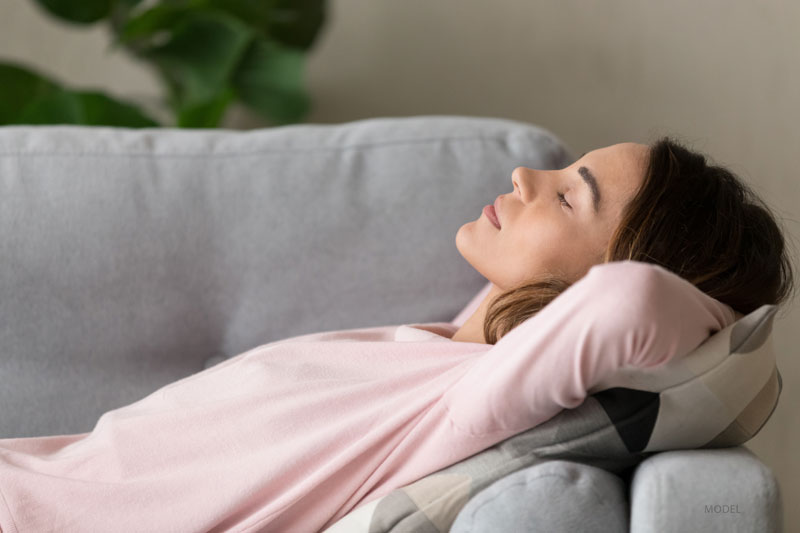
[558,192,572,209]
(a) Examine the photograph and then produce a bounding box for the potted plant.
[0,0,327,128]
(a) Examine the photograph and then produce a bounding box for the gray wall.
[2,0,798,527]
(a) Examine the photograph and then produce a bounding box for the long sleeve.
[442,260,738,437]
[0,261,739,533]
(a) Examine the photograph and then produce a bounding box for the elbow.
[586,260,672,308]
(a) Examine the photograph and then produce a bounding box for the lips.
[493,195,502,227]
[483,204,501,229]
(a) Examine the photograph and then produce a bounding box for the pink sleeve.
[443,260,737,436]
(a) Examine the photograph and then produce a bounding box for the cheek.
[509,222,589,274]
[508,216,570,252]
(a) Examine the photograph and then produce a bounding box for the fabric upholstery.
[0,115,573,438]
[450,460,628,533]
[629,447,782,533]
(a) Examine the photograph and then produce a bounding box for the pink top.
[0,261,737,533]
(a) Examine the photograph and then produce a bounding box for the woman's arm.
[442,260,737,436]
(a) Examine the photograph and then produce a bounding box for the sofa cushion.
[450,460,628,533]
[0,115,574,438]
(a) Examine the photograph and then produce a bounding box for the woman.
[0,137,793,533]
[454,138,794,344]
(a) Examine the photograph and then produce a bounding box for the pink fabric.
[0,261,737,533]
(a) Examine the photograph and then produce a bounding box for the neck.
[450,284,504,344]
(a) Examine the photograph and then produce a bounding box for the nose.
[511,166,531,200]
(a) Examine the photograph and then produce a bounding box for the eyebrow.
[576,152,601,214]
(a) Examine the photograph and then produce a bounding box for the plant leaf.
[201,0,326,51]
[15,89,83,124]
[176,86,235,128]
[117,0,145,7]
[114,2,197,48]
[13,88,160,127]
[231,38,310,125]
[0,63,61,124]
[265,0,326,51]
[33,0,114,24]
[143,10,254,108]
[77,91,161,127]
[204,0,272,41]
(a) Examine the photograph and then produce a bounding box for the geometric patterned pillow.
[323,304,782,533]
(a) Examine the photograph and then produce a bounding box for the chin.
[455,230,466,258]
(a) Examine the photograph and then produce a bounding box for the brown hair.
[483,136,797,344]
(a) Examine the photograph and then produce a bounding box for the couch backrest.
[0,115,574,437]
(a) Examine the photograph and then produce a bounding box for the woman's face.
[456,142,650,289]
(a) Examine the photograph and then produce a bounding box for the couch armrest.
[629,446,782,533]
[451,460,628,533]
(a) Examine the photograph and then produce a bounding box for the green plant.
[0,0,326,128]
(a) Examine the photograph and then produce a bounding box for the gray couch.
[0,115,782,532]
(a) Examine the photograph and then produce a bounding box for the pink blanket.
[0,261,736,532]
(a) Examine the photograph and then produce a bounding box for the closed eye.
[558,192,572,209]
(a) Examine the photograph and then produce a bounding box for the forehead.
[586,142,649,191]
